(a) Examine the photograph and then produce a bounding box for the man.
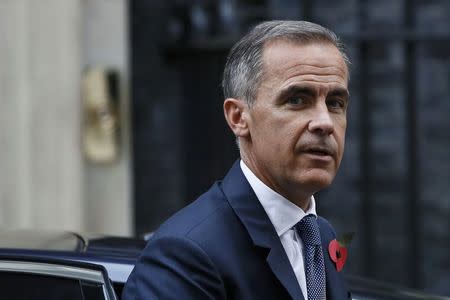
[123,20,351,300]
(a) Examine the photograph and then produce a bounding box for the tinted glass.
[82,281,105,300]
[0,271,83,300]
[112,282,124,300]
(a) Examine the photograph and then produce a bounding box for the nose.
[307,105,334,135]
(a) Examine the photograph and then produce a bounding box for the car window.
[82,281,106,300]
[0,271,111,300]
[0,258,116,300]
[0,271,84,300]
[112,282,125,300]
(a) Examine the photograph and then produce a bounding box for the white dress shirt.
[240,160,317,300]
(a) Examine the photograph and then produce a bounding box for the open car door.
[0,255,118,300]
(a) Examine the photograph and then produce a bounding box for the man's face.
[244,40,349,205]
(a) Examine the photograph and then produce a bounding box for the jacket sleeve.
[122,235,226,300]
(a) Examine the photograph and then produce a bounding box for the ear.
[223,98,249,137]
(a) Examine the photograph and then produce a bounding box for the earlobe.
[223,98,249,137]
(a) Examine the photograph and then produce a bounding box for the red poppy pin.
[328,232,354,272]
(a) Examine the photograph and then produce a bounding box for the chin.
[297,170,335,191]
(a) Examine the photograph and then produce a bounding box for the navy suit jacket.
[123,161,350,300]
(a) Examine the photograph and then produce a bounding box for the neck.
[240,155,312,211]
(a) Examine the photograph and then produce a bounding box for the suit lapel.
[221,161,304,300]
[266,243,305,300]
[318,218,350,300]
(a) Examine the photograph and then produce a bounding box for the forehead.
[260,40,349,84]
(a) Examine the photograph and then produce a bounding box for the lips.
[302,146,334,157]
[306,147,332,156]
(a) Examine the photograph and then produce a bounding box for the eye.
[326,98,346,110]
[286,96,307,106]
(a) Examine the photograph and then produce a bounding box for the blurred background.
[0,0,449,297]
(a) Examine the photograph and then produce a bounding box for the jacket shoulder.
[154,181,233,239]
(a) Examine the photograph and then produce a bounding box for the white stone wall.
[0,0,131,235]
[81,0,132,236]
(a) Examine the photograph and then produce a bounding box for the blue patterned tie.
[296,214,326,300]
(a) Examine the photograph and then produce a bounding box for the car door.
[0,255,117,300]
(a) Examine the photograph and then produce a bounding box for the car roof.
[0,229,147,283]
[0,229,146,255]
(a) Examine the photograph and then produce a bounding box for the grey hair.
[222,20,350,106]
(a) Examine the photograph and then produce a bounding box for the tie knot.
[296,214,321,245]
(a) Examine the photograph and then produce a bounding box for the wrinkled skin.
[225,40,349,210]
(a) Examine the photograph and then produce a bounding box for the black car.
[0,229,448,300]
[0,230,145,300]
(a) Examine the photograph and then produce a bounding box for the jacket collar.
[221,161,304,300]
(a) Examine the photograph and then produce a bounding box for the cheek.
[335,117,347,139]
[332,116,346,148]
[336,127,347,162]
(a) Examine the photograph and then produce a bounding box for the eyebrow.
[328,88,350,99]
[277,85,350,101]
[277,86,316,100]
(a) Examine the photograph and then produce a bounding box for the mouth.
[299,145,336,163]
[303,147,333,157]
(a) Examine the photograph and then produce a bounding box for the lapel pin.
[328,232,354,272]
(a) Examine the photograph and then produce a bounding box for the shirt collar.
[240,160,317,237]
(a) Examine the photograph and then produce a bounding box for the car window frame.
[0,254,117,300]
